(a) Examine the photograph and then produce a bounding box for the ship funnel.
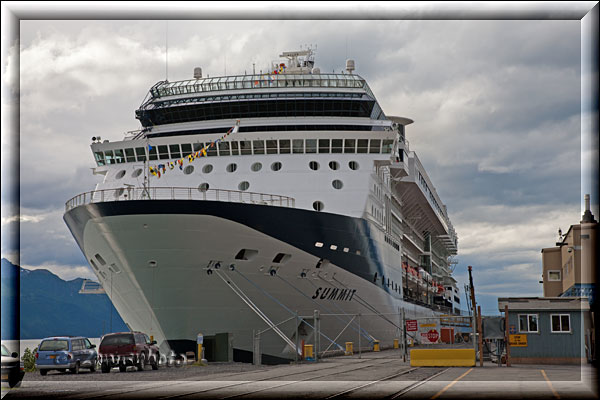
[346,59,355,74]
[581,193,597,223]
[194,67,203,79]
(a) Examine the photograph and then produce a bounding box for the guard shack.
[498,297,591,364]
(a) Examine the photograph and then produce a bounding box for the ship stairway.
[213,269,301,356]
[78,279,106,294]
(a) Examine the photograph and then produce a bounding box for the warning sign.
[406,320,418,332]
[420,329,439,343]
[509,334,527,347]
[509,325,516,334]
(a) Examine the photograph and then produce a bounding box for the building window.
[518,314,538,333]
[551,314,571,333]
[548,270,561,281]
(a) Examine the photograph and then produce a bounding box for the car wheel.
[119,365,127,373]
[89,360,97,372]
[151,352,159,370]
[40,369,48,376]
[137,353,146,371]
[8,376,21,388]
[70,362,80,374]
[101,363,111,373]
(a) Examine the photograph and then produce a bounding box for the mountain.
[1,258,127,339]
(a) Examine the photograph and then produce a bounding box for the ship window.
[132,168,142,178]
[193,142,204,152]
[94,152,105,166]
[357,139,369,153]
[181,143,192,157]
[226,163,237,173]
[95,253,107,266]
[343,248,349,253]
[313,201,324,211]
[306,139,317,153]
[315,242,324,247]
[266,140,278,154]
[105,150,115,164]
[271,161,282,171]
[292,139,304,154]
[253,140,265,155]
[309,161,320,171]
[202,164,213,174]
[329,161,340,170]
[218,142,231,156]
[382,140,393,154]
[114,149,125,163]
[206,142,217,157]
[330,245,337,250]
[89,259,99,270]
[369,139,381,154]
[318,139,330,153]
[279,139,291,154]
[116,170,126,179]
[349,161,359,170]
[198,183,209,192]
[169,144,181,158]
[184,165,194,175]
[272,253,291,264]
[240,140,252,155]
[332,180,343,190]
[135,147,147,162]
[238,181,250,191]
[230,141,240,155]
[251,162,262,172]
[331,139,343,153]
[157,145,169,160]
[125,148,136,162]
[344,139,356,153]
[147,147,158,161]
[235,249,258,261]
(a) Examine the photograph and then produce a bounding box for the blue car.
[35,336,97,375]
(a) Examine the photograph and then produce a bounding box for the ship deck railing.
[65,186,295,212]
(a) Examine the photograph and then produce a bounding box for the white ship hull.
[65,200,438,362]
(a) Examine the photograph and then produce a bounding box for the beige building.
[541,194,597,301]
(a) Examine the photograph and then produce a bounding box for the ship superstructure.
[64,49,459,363]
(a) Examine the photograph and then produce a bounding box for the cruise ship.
[64,49,459,363]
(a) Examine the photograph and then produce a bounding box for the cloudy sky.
[2,4,597,316]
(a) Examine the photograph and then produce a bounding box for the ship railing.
[65,187,295,212]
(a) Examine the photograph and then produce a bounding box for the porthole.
[313,201,324,211]
[184,165,194,175]
[226,163,238,173]
[251,162,262,172]
[132,168,142,178]
[202,164,213,174]
[116,170,126,179]
[349,161,359,170]
[238,181,250,191]
[328,161,340,170]
[198,183,210,192]
[271,161,282,171]
[309,161,320,171]
[332,180,343,190]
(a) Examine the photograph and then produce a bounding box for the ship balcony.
[65,186,295,212]
[375,157,409,179]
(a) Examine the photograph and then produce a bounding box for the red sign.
[426,329,439,342]
[406,320,418,332]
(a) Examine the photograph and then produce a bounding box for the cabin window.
[305,139,317,154]
[240,140,252,155]
[369,139,381,154]
[181,143,192,157]
[158,145,169,160]
[271,162,282,171]
[132,169,142,178]
[169,144,181,159]
[279,139,291,154]
[551,314,570,333]
[329,161,340,170]
[253,140,265,155]
[193,142,204,152]
[116,170,126,179]
[113,149,125,164]
[94,152,106,166]
[135,147,147,162]
[382,140,393,154]
[238,181,250,191]
[313,201,324,211]
[332,180,343,190]
[518,314,538,333]
[344,139,356,153]
[125,148,136,162]
[230,141,240,155]
[202,164,213,174]
[219,142,231,156]
[357,139,369,153]
[349,161,360,170]
[206,142,217,157]
[226,163,237,173]
[184,165,194,175]
[105,150,115,164]
[266,140,278,154]
[292,139,304,154]
[309,161,320,171]
[331,139,343,153]
[198,183,209,192]
[251,162,262,172]
[318,139,330,153]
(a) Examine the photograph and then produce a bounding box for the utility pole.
[468,266,478,358]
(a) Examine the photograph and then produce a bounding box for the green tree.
[22,347,37,372]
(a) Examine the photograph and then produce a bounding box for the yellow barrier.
[410,349,475,367]
[345,342,353,355]
[373,340,380,352]
[393,339,399,349]
[303,344,314,360]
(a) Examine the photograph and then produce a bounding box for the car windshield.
[39,340,69,351]
[1,344,10,356]
[101,334,134,346]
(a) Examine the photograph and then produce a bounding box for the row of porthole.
[116,160,360,179]
[314,240,361,255]
[196,180,343,193]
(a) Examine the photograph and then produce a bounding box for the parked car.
[1,344,24,388]
[35,336,97,375]
[98,332,159,373]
